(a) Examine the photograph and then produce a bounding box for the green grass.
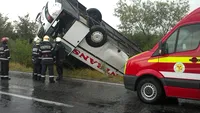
[9,62,123,83]
[10,62,32,72]
[63,68,123,83]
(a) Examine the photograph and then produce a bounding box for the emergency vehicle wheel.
[87,8,102,27]
[86,25,107,47]
[137,78,164,104]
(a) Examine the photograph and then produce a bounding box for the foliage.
[9,39,33,67]
[114,0,190,50]
[0,13,37,67]
[0,13,14,39]
[10,62,33,72]
[14,14,38,40]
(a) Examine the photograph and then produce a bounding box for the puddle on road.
[88,101,118,108]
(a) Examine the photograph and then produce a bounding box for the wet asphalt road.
[0,72,200,113]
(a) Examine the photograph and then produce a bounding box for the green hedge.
[9,39,33,67]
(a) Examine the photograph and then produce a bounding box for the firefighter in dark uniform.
[32,36,41,80]
[0,37,10,80]
[39,35,55,83]
[54,37,65,81]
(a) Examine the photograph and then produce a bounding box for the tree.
[14,14,38,40]
[114,0,189,50]
[0,13,14,39]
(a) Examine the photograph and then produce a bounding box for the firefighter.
[39,35,55,83]
[0,37,10,80]
[54,37,65,81]
[32,36,41,80]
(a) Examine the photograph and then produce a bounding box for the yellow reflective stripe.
[124,62,127,74]
[197,57,200,64]
[159,57,191,63]
[148,58,158,63]
[148,57,200,63]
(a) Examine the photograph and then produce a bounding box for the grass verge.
[9,62,123,83]
[10,62,33,72]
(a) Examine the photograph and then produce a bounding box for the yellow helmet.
[43,35,50,41]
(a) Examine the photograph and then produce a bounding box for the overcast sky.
[0,0,199,28]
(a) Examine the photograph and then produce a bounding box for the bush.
[9,39,33,67]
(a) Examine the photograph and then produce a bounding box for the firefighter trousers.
[41,64,54,82]
[56,61,63,79]
[33,62,41,80]
[1,60,9,78]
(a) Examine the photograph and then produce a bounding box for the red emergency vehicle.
[124,7,200,104]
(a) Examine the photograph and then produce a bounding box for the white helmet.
[34,36,39,42]
[56,37,61,42]
[34,36,41,45]
[43,35,50,41]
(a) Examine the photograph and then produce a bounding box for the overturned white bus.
[35,0,142,76]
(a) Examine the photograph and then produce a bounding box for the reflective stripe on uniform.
[0,58,8,60]
[33,52,38,55]
[49,75,54,78]
[41,51,51,53]
[41,58,53,60]
[41,75,45,77]
[37,74,41,77]
[1,75,9,78]
[4,49,9,52]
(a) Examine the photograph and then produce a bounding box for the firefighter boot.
[3,76,11,80]
[49,77,55,83]
[1,76,4,80]
[32,73,37,81]
[56,75,63,81]
[37,74,41,81]
[41,76,45,83]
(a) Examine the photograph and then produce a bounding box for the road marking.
[71,78,124,86]
[0,91,74,108]
[10,85,34,91]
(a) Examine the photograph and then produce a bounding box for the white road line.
[10,85,34,91]
[0,91,74,108]
[71,78,124,86]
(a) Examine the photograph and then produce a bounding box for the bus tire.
[136,78,164,104]
[86,25,107,47]
[87,8,102,27]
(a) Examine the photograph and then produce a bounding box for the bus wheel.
[136,78,164,104]
[87,8,102,27]
[86,25,107,47]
